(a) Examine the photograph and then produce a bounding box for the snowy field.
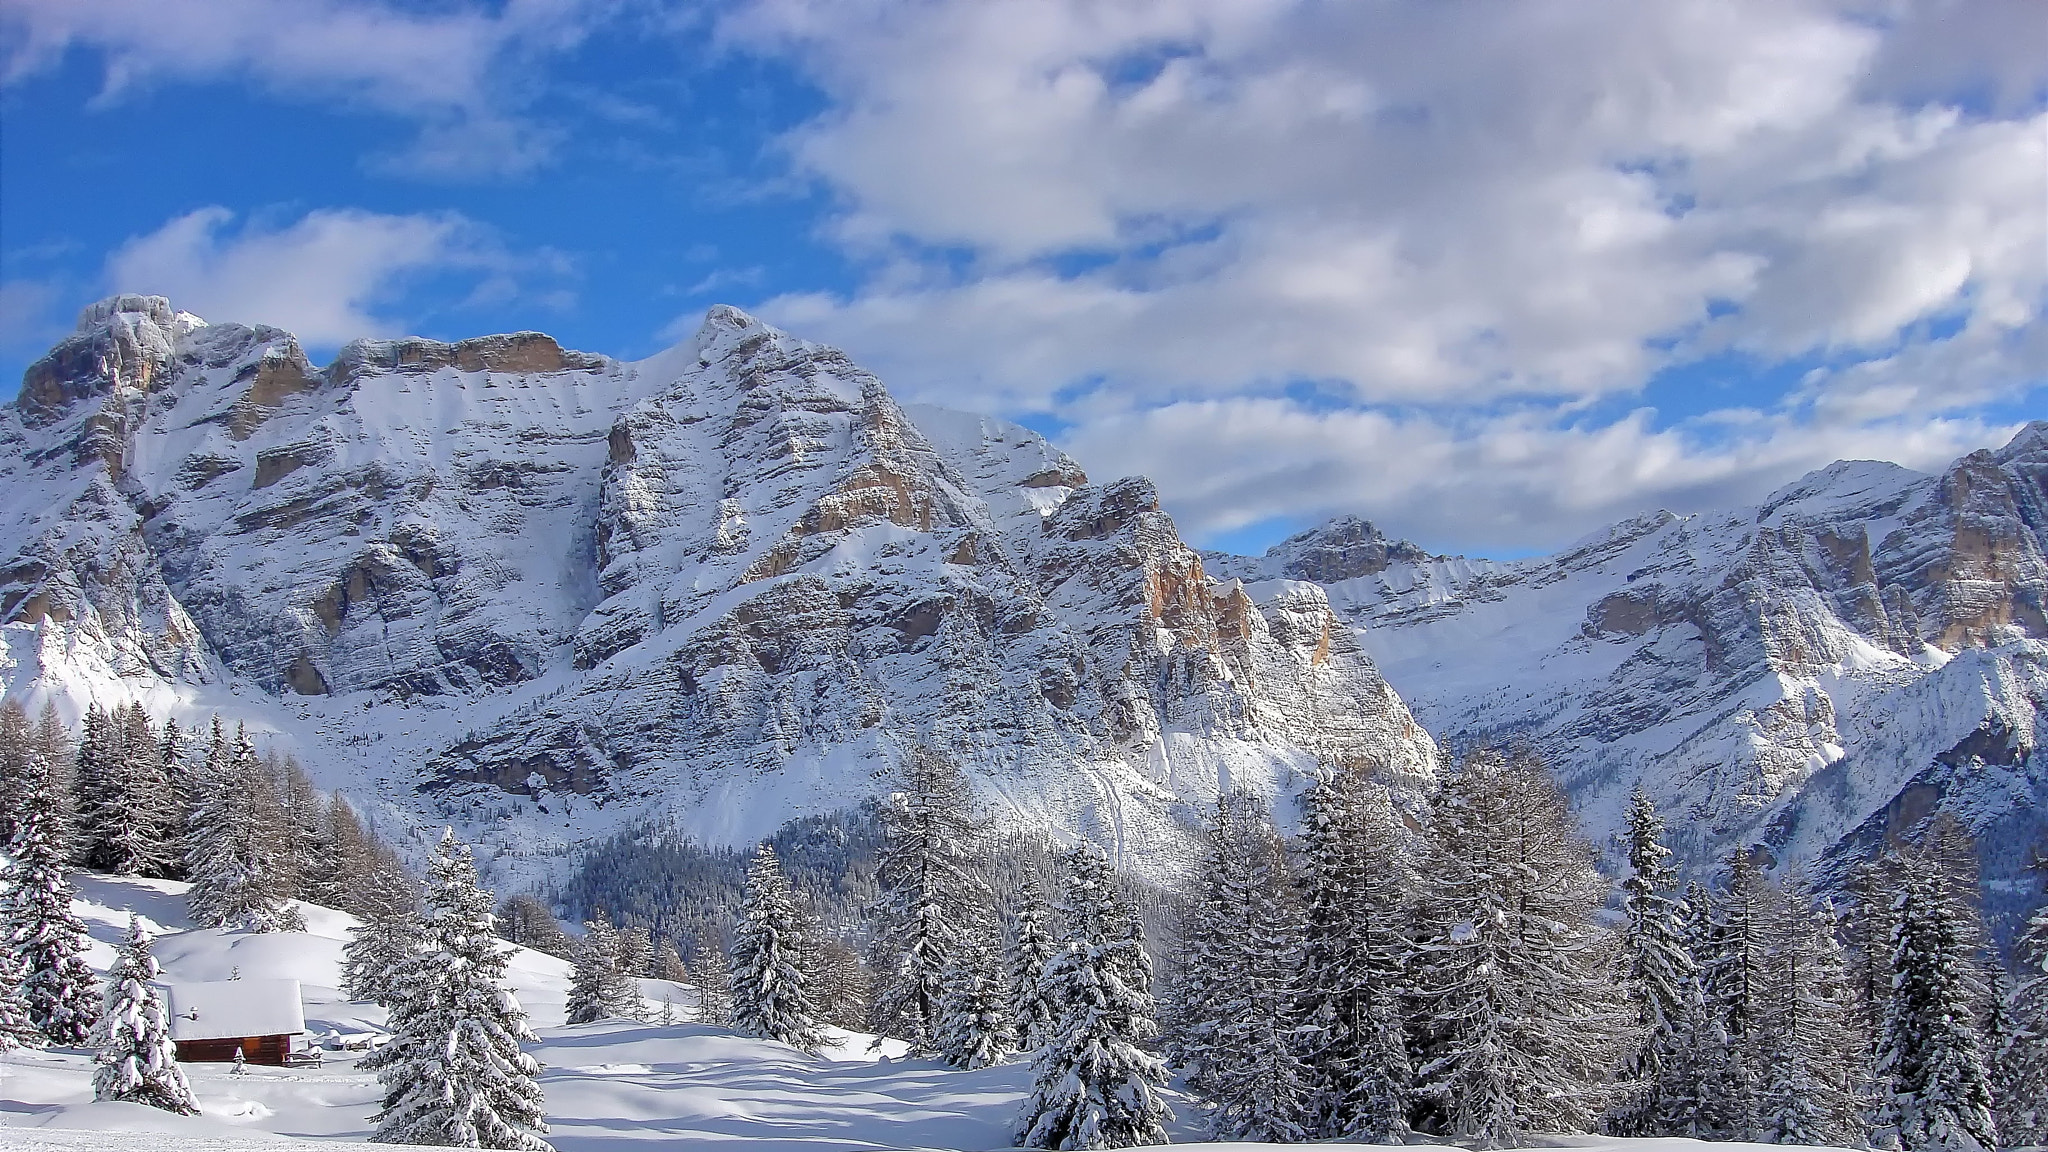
[0,874,1871,1152]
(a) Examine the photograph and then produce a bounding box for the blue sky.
[3,0,2043,558]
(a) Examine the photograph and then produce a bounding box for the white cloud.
[103,207,538,346]
[724,0,2047,551]
[0,0,600,176]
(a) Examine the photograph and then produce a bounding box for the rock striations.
[0,297,1434,883]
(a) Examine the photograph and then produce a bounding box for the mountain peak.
[1265,515,1434,583]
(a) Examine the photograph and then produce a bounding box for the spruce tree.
[1293,764,1412,1141]
[1014,843,1170,1150]
[730,844,823,1051]
[1005,886,1060,1052]
[1607,786,1694,1136]
[936,938,1013,1069]
[342,865,423,1006]
[0,700,33,846]
[1994,900,2048,1146]
[1697,849,1771,1137]
[3,749,99,1046]
[1407,749,1629,1147]
[1877,853,1996,1152]
[364,830,551,1150]
[1655,881,1719,1136]
[71,703,115,869]
[0,944,42,1051]
[91,915,198,1114]
[869,745,983,1052]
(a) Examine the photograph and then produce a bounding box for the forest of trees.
[6,693,2048,1152]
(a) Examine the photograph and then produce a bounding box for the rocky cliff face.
[1,297,1435,883]
[1210,432,2048,931]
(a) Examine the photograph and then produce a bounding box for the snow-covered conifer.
[1294,764,1413,1141]
[0,944,41,1050]
[1607,786,1695,1136]
[618,924,655,980]
[0,700,33,846]
[869,745,983,1052]
[341,865,422,1006]
[1696,849,1771,1137]
[364,830,551,1150]
[184,723,291,930]
[1994,900,2048,1146]
[1755,883,1867,1145]
[936,938,1013,1069]
[1175,791,1310,1142]
[70,704,114,869]
[91,915,197,1114]
[565,918,638,1024]
[3,750,99,1046]
[1654,881,1718,1136]
[1005,884,1060,1052]
[1015,843,1170,1150]
[1877,852,1996,1152]
[730,844,823,1051]
[1408,749,1629,1147]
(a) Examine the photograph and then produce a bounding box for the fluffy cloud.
[0,0,599,176]
[103,207,544,346]
[731,0,2046,550]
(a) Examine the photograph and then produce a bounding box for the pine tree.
[1877,852,1996,1152]
[1005,885,1060,1052]
[1607,786,1695,1135]
[565,918,637,1024]
[1014,843,1170,1150]
[730,844,823,1052]
[1407,749,1629,1148]
[3,747,100,1046]
[1293,764,1413,1141]
[364,830,551,1150]
[868,745,983,1053]
[91,915,198,1114]
[1182,791,1310,1142]
[1993,901,2048,1145]
[1756,884,1867,1145]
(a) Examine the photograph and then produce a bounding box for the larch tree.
[565,917,638,1024]
[1993,900,2048,1146]
[1697,849,1772,1137]
[1655,881,1719,1136]
[364,830,552,1151]
[730,844,824,1052]
[1755,883,1867,1146]
[1407,749,1630,1148]
[1014,842,1170,1151]
[91,915,198,1115]
[1607,786,1695,1136]
[341,865,423,1007]
[868,745,983,1053]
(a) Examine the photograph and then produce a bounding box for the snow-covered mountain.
[0,296,1434,884]
[1210,431,2048,930]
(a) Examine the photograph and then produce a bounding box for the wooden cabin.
[161,978,307,1066]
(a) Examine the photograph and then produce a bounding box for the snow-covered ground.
[1,874,1872,1152]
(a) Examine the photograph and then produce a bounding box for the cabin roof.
[159,979,306,1041]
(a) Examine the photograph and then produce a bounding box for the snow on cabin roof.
[160,979,306,1041]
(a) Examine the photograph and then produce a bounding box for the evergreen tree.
[618,924,655,980]
[71,703,115,869]
[730,844,823,1051]
[1607,786,1694,1136]
[564,918,638,1024]
[935,937,1013,1069]
[1654,881,1719,1136]
[1005,885,1060,1052]
[83,704,178,878]
[868,745,982,1052]
[3,747,99,1046]
[184,722,291,929]
[1293,764,1412,1141]
[1994,901,2048,1146]
[1014,843,1170,1150]
[0,943,42,1051]
[151,718,190,879]
[1877,852,1996,1152]
[0,700,33,846]
[1756,884,1867,1145]
[364,830,551,1150]
[91,915,198,1114]
[1407,750,1629,1147]
[1181,791,1310,1142]
[342,865,423,1006]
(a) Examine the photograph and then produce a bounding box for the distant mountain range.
[4,295,2041,931]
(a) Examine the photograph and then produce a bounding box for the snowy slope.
[1,297,1435,888]
[1209,434,2048,932]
